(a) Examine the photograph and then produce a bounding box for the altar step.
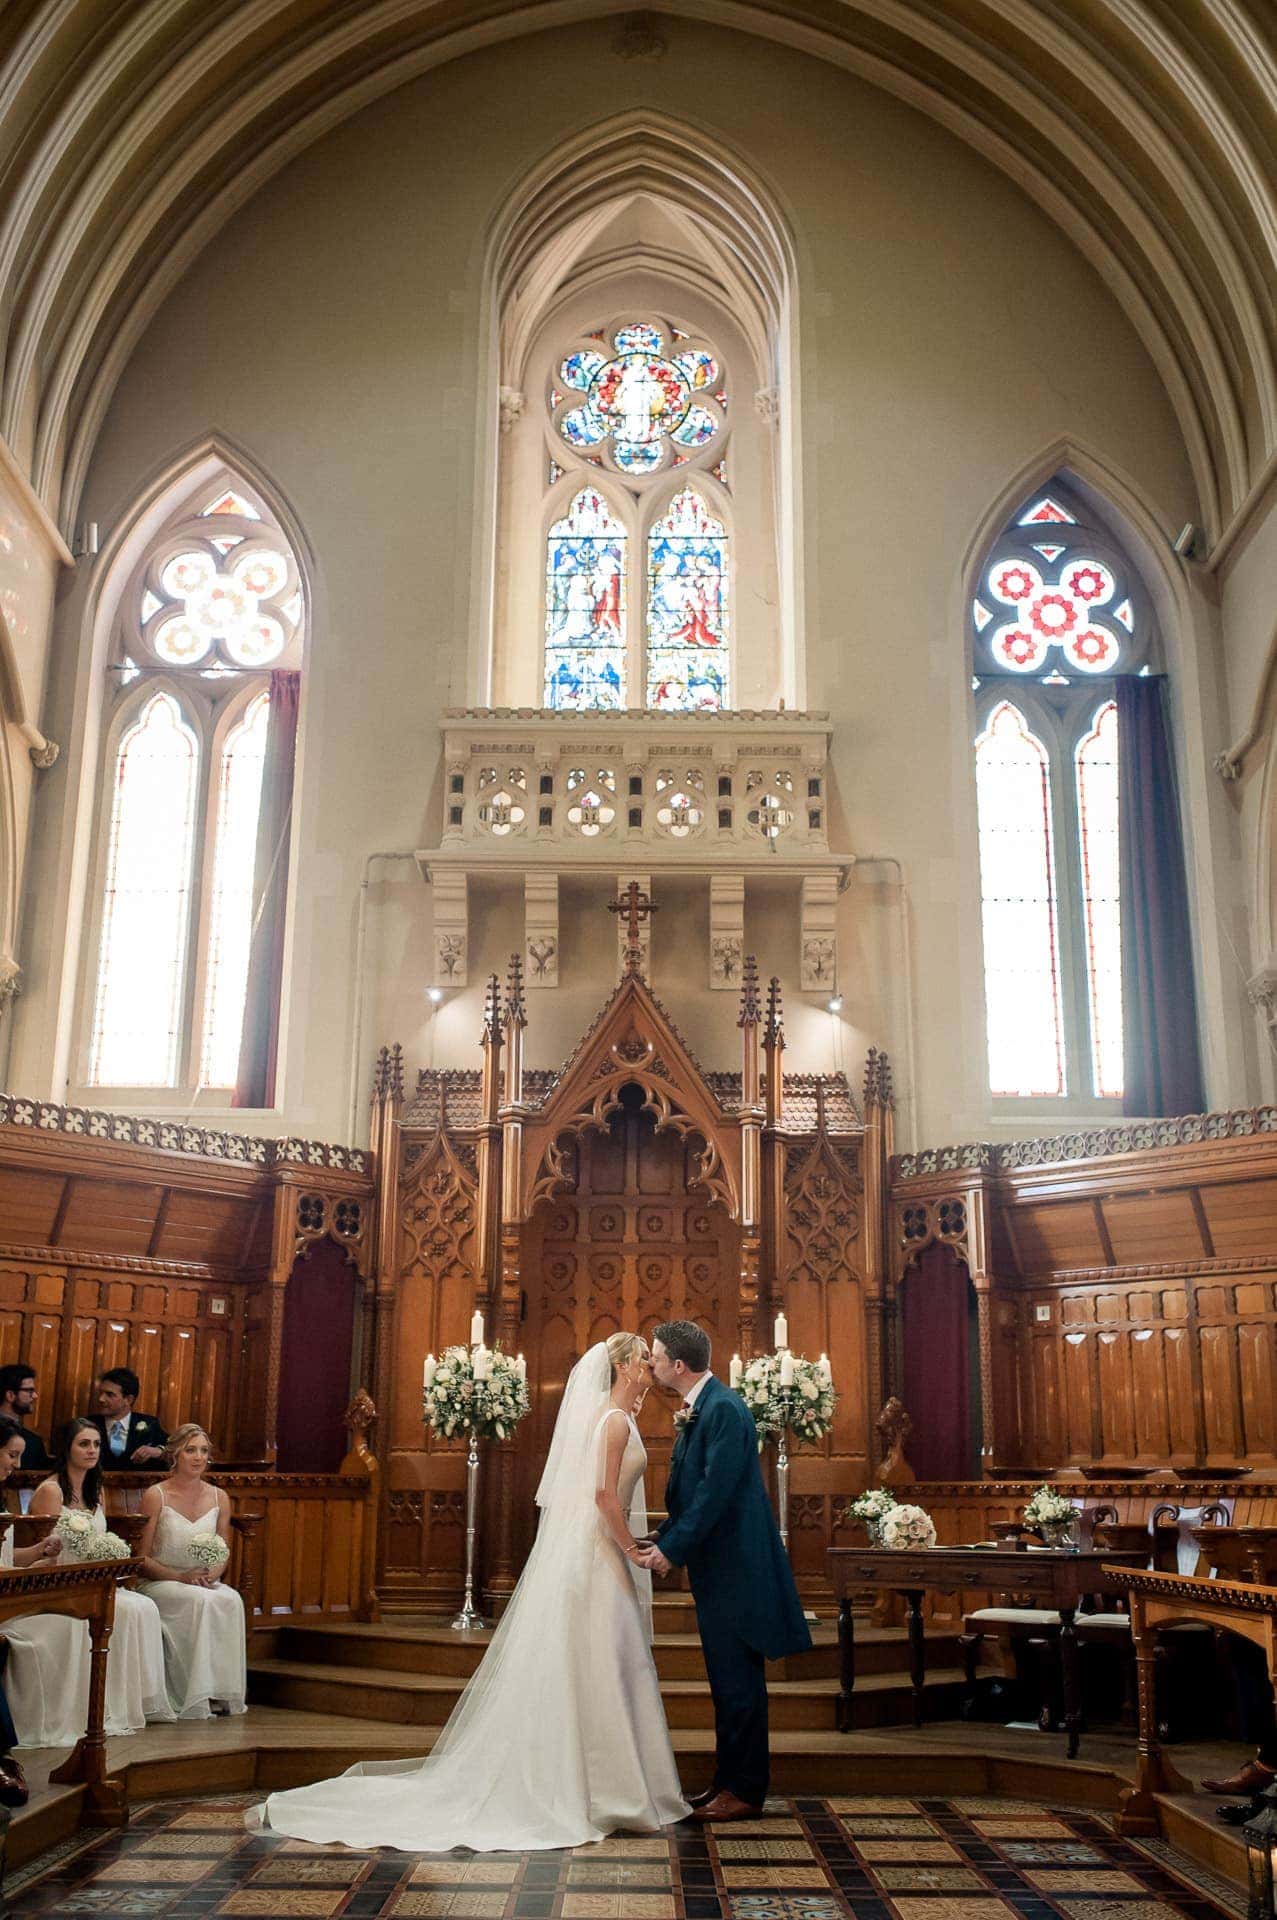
[246,1622,985,1733]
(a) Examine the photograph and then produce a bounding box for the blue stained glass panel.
[674,350,718,390]
[613,439,663,473]
[544,489,626,711]
[671,405,717,448]
[645,487,729,711]
[614,322,662,353]
[560,350,606,391]
[560,405,607,448]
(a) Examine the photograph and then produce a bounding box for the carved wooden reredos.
[367,943,883,1610]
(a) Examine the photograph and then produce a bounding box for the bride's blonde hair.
[606,1331,645,1381]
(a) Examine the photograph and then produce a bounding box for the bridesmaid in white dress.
[136,1424,246,1719]
[0,1413,90,1755]
[27,1418,172,1737]
[249,1331,688,1851]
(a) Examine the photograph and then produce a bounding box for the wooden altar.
[365,903,888,1613]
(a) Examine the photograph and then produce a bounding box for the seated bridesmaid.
[0,1412,88,1761]
[29,1419,172,1735]
[137,1424,246,1719]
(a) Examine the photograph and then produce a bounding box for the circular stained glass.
[225,615,285,668]
[160,551,215,598]
[561,350,606,391]
[153,616,212,664]
[561,406,607,449]
[613,323,662,353]
[672,406,717,449]
[588,353,690,445]
[231,547,289,598]
[613,440,664,474]
[675,350,718,391]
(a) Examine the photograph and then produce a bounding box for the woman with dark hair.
[28,1419,171,1736]
[0,1413,64,1798]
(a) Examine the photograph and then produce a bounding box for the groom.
[640,1320,811,1821]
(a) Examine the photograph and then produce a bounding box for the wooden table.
[1107,1565,1277,1834]
[828,1546,1144,1758]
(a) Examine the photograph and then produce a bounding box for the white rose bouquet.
[1023,1484,1074,1527]
[878,1503,937,1550]
[423,1346,531,1442]
[735,1353,837,1445]
[53,1510,97,1560]
[846,1487,898,1542]
[186,1531,230,1574]
[84,1530,131,1561]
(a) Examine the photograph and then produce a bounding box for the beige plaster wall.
[13,17,1243,1148]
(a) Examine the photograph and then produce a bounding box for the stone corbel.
[433,869,469,987]
[525,871,559,987]
[800,872,838,991]
[1247,963,1277,1026]
[0,956,20,1013]
[755,387,779,431]
[709,874,744,989]
[498,388,525,433]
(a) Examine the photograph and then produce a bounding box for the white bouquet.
[186,1531,230,1574]
[423,1345,531,1442]
[1023,1483,1074,1527]
[846,1487,898,1541]
[878,1503,937,1550]
[736,1353,837,1445]
[84,1530,131,1561]
[53,1510,97,1560]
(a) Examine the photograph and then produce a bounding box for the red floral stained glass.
[1019,496,1075,525]
[983,554,1120,674]
[975,702,1066,1097]
[1075,701,1123,1098]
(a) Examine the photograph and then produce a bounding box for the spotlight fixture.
[427,987,444,1004]
[827,995,843,1013]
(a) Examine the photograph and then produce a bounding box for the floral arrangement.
[1023,1484,1075,1529]
[423,1346,531,1442]
[186,1531,230,1573]
[846,1487,898,1540]
[735,1353,837,1445]
[878,1503,937,1550]
[54,1512,130,1561]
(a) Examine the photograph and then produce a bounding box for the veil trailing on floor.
[247,1340,675,1851]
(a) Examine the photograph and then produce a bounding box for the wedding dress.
[2,1507,171,1744]
[137,1487,247,1718]
[249,1344,689,1850]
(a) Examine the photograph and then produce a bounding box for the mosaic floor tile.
[409,1861,520,1885]
[173,1812,250,1829]
[949,1802,1050,1817]
[718,1842,818,1860]
[858,1844,964,1864]
[1054,1903,1186,1920]
[720,1821,806,1835]
[721,1868,833,1888]
[887,1900,1015,1920]
[971,1821,1072,1838]
[565,1859,673,1885]
[727,1900,847,1919]
[134,1833,244,1855]
[1026,1871,1145,1892]
[96,1858,213,1883]
[571,1837,668,1856]
[217,1897,346,1917]
[560,1896,676,1917]
[828,1800,922,1815]
[997,1844,1105,1865]
[873,1868,986,1890]
[250,1857,369,1883]
[388,1897,509,1918]
[842,1821,939,1838]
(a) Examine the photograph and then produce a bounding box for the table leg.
[905,1589,926,1727]
[1059,1603,1081,1760]
[837,1597,855,1733]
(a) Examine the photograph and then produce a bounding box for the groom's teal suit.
[655,1374,810,1806]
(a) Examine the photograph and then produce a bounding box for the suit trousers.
[696,1602,769,1806]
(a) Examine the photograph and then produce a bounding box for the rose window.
[551,321,724,479]
[972,497,1135,678]
[141,511,301,670]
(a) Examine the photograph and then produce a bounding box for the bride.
[250,1331,689,1850]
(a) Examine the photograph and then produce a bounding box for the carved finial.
[764,976,785,1050]
[863,1047,880,1108]
[505,952,527,1027]
[877,1050,894,1109]
[389,1043,405,1103]
[372,1045,391,1102]
[875,1396,915,1487]
[482,973,502,1043]
[344,1389,378,1439]
[737,954,761,1027]
[814,1076,829,1135]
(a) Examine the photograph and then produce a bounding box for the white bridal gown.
[3,1508,171,1745]
[251,1355,688,1852]
[137,1488,247,1718]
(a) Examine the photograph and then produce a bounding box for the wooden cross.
[608,881,658,976]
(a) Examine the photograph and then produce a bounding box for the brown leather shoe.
[691,1790,765,1822]
[686,1787,717,1810]
[1200,1760,1276,1796]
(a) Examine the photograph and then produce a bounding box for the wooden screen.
[517,1086,741,1529]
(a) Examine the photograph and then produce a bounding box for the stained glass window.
[543,489,627,710]
[89,692,199,1087]
[199,692,270,1088]
[551,319,724,483]
[975,702,1066,1098]
[1076,701,1122,1098]
[646,487,729,711]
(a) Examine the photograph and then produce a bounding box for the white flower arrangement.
[878,1502,937,1550]
[85,1530,131,1561]
[185,1531,230,1573]
[735,1353,837,1445]
[53,1510,96,1559]
[1023,1484,1075,1528]
[846,1486,898,1538]
[423,1345,531,1442]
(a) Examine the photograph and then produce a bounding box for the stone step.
[271,1620,960,1685]
[247,1655,976,1732]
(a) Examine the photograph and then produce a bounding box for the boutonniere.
[673,1407,698,1434]
[134,1420,149,1432]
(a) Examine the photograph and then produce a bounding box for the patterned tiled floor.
[1,1792,1245,1919]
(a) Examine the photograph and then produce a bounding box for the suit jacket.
[15,1426,50,1471]
[656,1373,811,1662]
[89,1411,167,1469]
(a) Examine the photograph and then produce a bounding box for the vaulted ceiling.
[1,1,1274,543]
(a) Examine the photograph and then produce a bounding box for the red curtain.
[275,1238,357,1473]
[1116,675,1205,1117]
[900,1243,974,1480]
[233,670,300,1108]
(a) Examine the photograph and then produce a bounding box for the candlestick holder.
[451,1430,488,1632]
[775,1429,790,1551]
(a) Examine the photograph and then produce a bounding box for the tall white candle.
[423,1353,436,1389]
[774,1313,788,1349]
[516,1352,527,1383]
[473,1346,490,1381]
[818,1352,832,1386]
[779,1349,795,1387]
[470,1310,484,1347]
[730,1354,742,1388]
